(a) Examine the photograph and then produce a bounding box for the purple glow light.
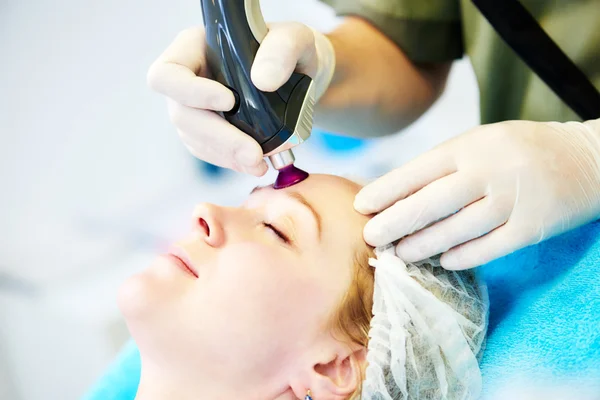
[273,164,309,189]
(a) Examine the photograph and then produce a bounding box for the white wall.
[0,0,479,399]
[0,337,19,400]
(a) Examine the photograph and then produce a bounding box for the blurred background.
[0,0,479,398]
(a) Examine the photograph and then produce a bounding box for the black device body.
[200,0,313,154]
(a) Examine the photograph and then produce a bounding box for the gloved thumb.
[251,22,317,92]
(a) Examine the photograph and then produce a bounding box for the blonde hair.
[330,245,375,398]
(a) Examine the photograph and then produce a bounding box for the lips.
[167,246,199,278]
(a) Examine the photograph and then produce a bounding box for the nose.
[192,203,225,247]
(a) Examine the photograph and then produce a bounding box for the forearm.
[315,17,451,137]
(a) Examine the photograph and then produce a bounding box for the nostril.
[198,218,210,237]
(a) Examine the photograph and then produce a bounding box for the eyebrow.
[250,185,323,240]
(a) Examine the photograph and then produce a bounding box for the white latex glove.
[147,24,335,176]
[355,119,600,270]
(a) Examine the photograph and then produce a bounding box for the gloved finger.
[354,147,455,215]
[182,141,268,177]
[147,27,236,111]
[181,125,268,176]
[149,65,236,111]
[168,99,264,169]
[251,22,317,92]
[440,223,536,270]
[395,196,512,262]
[363,172,485,246]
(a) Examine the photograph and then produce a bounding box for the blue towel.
[478,221,600,398]
[82,222,600,400]
[82,340,140,400]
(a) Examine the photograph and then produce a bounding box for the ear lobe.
[308,345,367,400]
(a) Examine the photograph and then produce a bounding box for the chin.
[117,272,154,321]
[117,270,173,353]
[118,256,185,318]
[117,273,202,367]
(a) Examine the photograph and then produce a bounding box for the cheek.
[204,243,328,341]
[214,243,306,308]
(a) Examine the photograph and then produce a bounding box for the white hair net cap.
[362,245,489,400]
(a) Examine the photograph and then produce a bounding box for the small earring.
[305,389,313,400]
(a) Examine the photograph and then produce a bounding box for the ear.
[292,343,367,400]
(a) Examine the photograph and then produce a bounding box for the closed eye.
[263,222,290,244]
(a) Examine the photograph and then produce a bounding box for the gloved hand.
[147,24,336,176]
[355,119,600,270]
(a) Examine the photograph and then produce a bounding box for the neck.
[135,366,239,400]
[135,361,298,400]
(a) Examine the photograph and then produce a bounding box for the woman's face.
[118,174,369,385]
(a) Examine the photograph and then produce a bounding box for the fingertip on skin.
[355,181,392,214]
[353,192,378,214]
[362,220,384,247]
[353,197,369,214]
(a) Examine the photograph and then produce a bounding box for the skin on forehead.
[249,173,368,253]
[287,174,367,253]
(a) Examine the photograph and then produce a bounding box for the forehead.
[289,174,361,208]
[248,174,369,249]
[294,173,362,193]
[252,174,363,205]
[289,174,368,243]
